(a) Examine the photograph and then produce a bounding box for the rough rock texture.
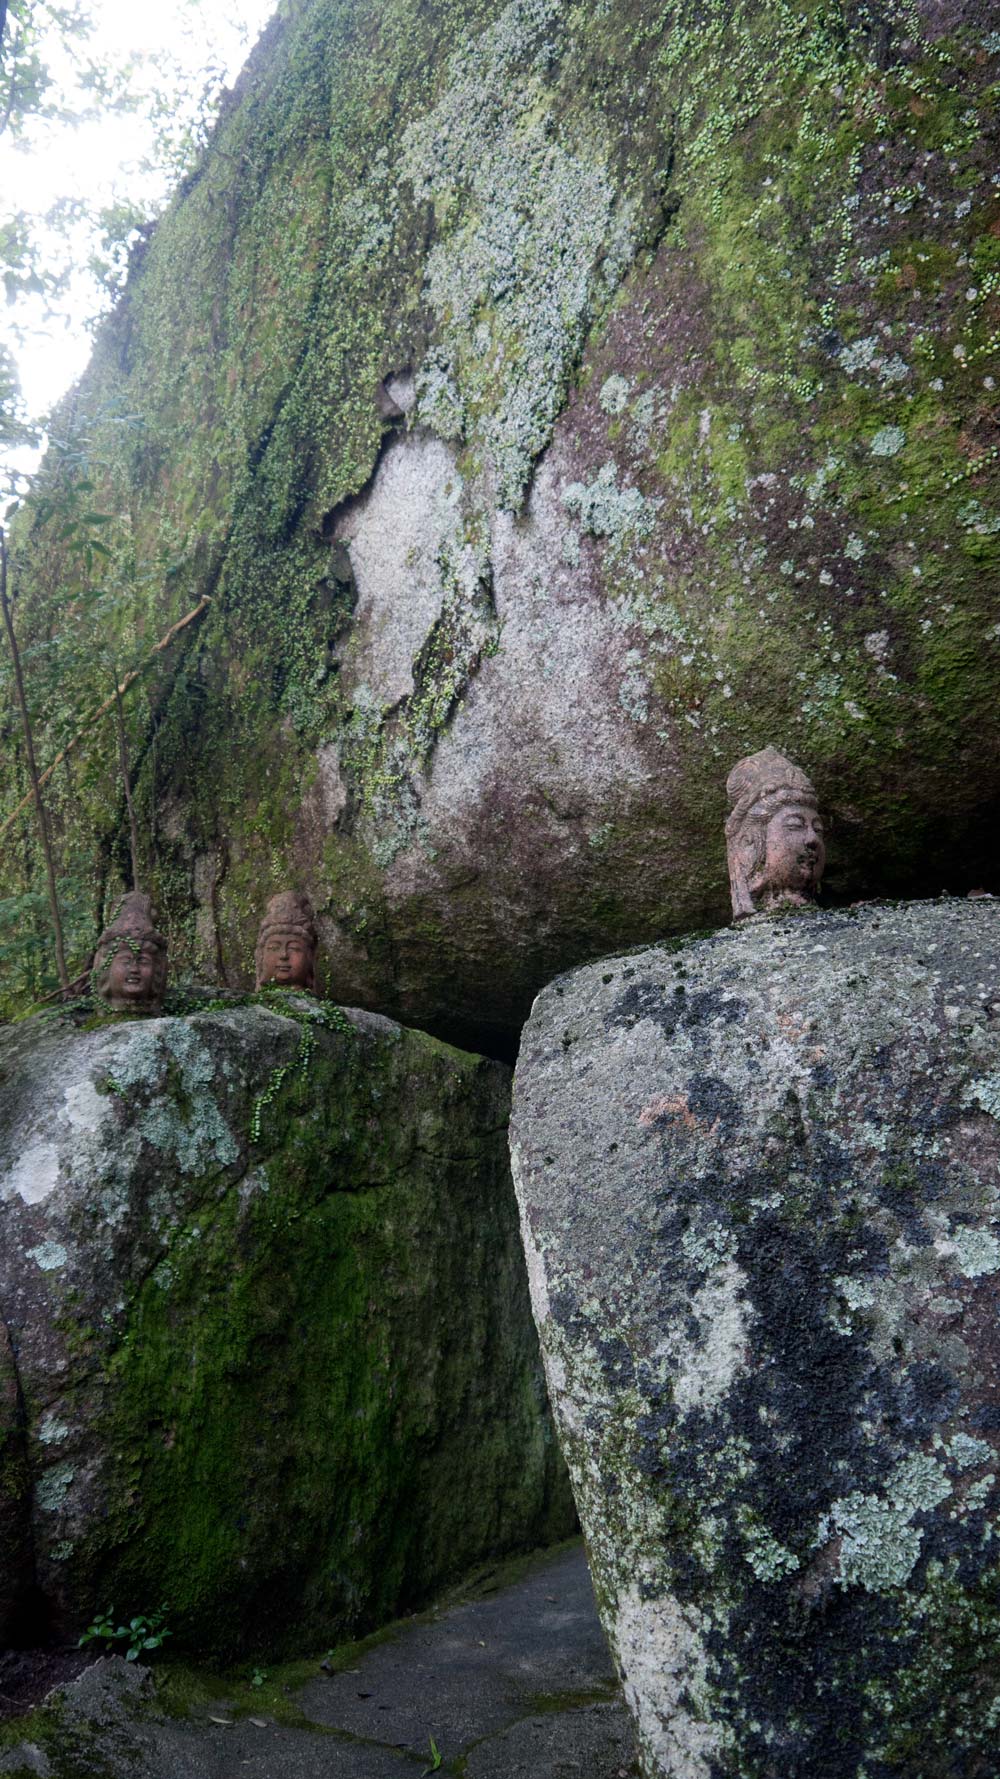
[511,898,1000,1779]
[0,997,572,1656]
[3,0,999,1044]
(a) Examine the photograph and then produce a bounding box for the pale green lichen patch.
[401,0,639,508]
[948,1433,994,1471]
[869,425,906,458]
[962,1073,1000,1119]
[738,1508,801,1583]
[38,1415,71,1445]
[561,462,659,551]
[963,1472,996,1511]
[823,1454,952,1592]
[943,1225,1000,1279]
[103,1021,239,1177]
[26,1242,68,1272]
[599,374,630,416]
[36,1463,76,1515]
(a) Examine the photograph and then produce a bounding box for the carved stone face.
[102,938,162,1011]
[104,939,157,1010]
[257,928,315,991]
[759,800,826,906]
[726,749,825,920]
[92,892,168,1014]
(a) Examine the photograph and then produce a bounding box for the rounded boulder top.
[511,897,1000,1779]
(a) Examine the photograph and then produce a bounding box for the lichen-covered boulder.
[511,898,1000,1779]
[3,0,999,1044]
[0,998,572,1656]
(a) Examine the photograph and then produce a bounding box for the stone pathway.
[2,1544,638,1778]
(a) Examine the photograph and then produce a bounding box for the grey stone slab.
[140,1719,421,1778]
[463,1701,638,1778]
[298,1545,615,1761]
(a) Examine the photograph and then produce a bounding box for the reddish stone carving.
[725,748,825,920]
[92,891,168,1013]
[255,891,318,993]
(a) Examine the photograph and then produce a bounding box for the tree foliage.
[0,0,261,1003]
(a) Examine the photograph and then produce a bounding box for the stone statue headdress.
[92,890,168,1013]
[254,891,319,993]
[725,748,825,921]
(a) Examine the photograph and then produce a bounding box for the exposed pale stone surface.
[332,433,465,709]
[511,898,1000,1779]
[0,1000,572,1655]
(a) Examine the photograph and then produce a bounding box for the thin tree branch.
[0,526,70,995]
[0,594,211,841]
[113,680,140,890]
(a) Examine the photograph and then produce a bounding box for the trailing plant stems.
[0,525,71,995]
[0,593,211,842]
[113,678,141,890]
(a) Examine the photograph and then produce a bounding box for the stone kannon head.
[254,891,319,994]
[725,748,826,920]
[92,891,168,1013]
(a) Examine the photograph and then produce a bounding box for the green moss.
[869,1562,1000,1772]
[34,1006,570,1659]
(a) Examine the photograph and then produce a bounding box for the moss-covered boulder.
[0,997,572,1657]
[3,0,999,1045]
[511,898,1000,1778]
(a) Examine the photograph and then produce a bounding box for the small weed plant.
[79,1606,171,1662]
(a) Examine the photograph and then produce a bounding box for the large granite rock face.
[3,0,999,1045]
[511,898,1000,1779]
[0,999,572,1656]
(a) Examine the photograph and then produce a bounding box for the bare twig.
[0,526,70,995]
[35,964,92,1005]
[0,594,211,841]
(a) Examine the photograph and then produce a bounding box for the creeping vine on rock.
[249,996,356,1145]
